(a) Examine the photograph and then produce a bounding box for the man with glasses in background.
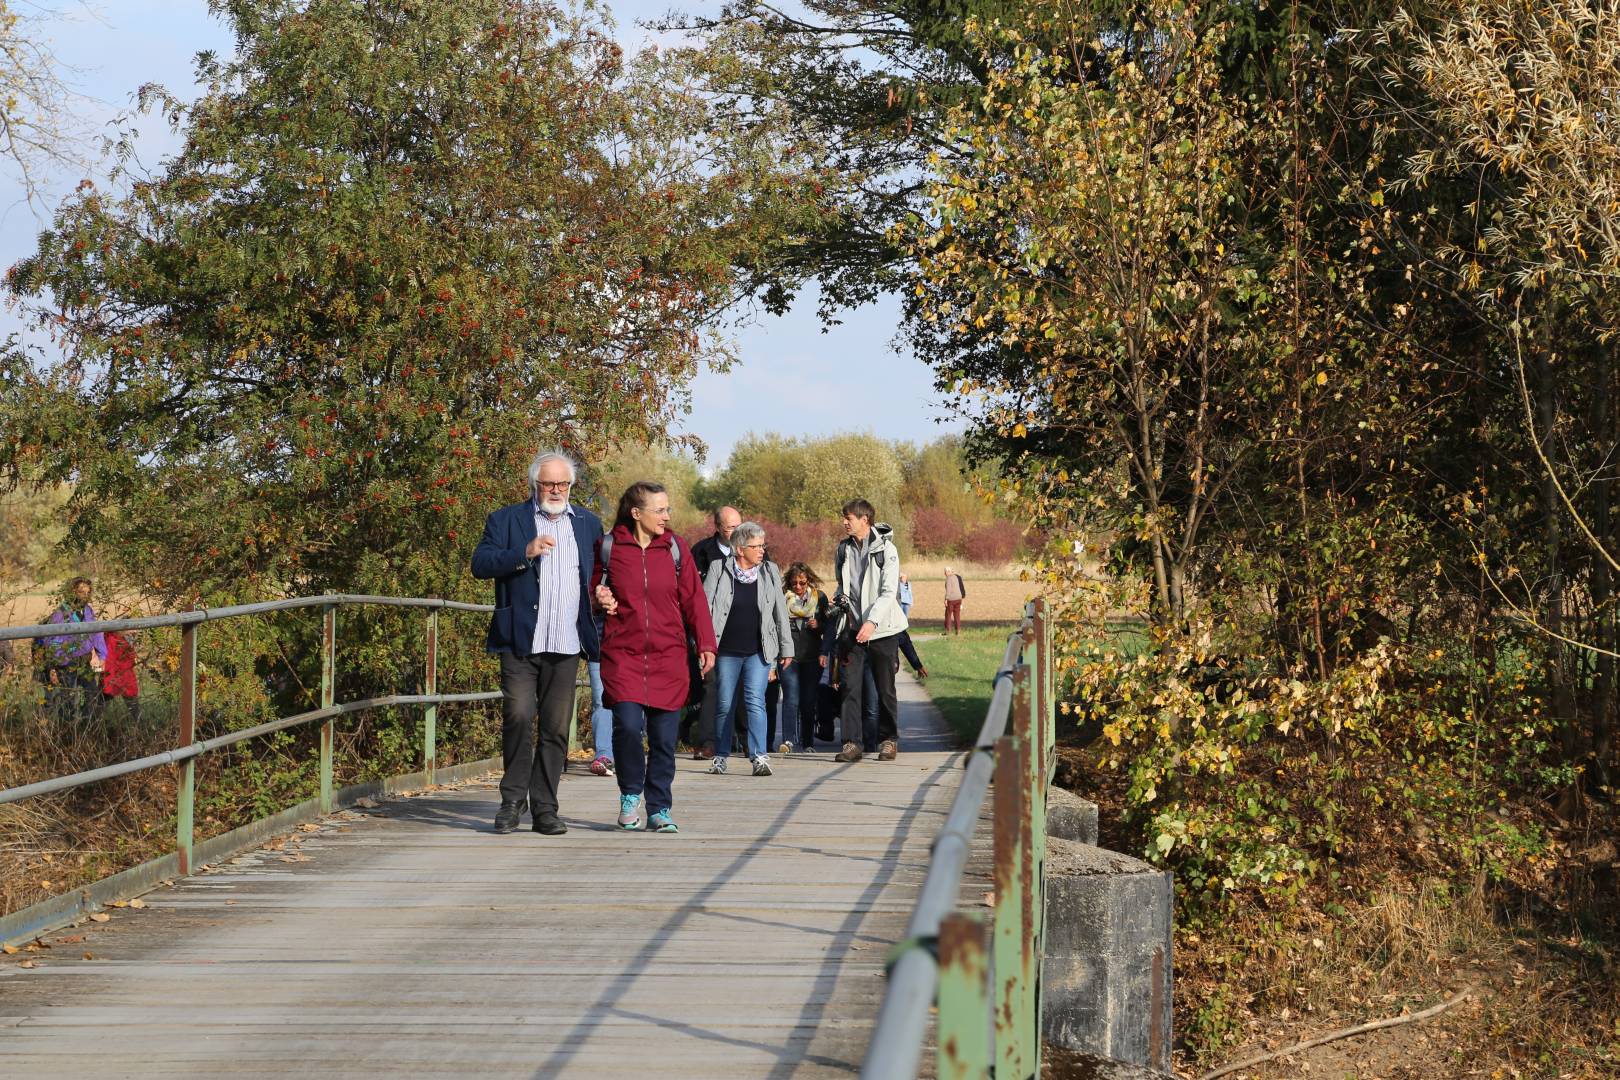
[471,450,604,836]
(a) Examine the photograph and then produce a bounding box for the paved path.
[0,672,973,1078]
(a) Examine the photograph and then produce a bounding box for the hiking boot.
[648,809,679,834]
[616,793,643,830]
[532,812,567,836]
[878,740,899,761]
[834,742,863,763]
[692,743,715,761]
[493,800,525,834]
[751,756,773,777]
[590,755,616,777]
[706,757,728,775]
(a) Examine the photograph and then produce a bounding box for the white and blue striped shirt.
[530,502,582,657]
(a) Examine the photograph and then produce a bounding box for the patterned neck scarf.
[732,560,761,585]
[785,588,820,619]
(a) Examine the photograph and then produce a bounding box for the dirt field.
[902,562,1033,629]
[1,590,59,627]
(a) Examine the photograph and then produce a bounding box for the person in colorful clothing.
[594,481,716,833]
[40,578,107,722]
[101,630,141,723]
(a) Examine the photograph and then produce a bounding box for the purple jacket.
[42,603,106,668]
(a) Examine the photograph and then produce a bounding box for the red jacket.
[102,632,139,698]
[594,525,716,712]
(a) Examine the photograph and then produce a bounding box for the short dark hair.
[67,577,92,592]
[841,499,875,522]
[614,481,667,531]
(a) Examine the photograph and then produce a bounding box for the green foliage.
[0,0,805,612]
[696,432,906,527]
[0,485,68,583]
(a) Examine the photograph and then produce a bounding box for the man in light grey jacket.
[830,499,908,762]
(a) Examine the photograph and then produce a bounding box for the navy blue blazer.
[471,500,603,660]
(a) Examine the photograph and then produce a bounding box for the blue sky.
[0,1,960,467]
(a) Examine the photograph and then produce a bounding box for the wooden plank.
[0,672,966,1077]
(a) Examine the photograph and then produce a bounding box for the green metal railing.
[860,599,1056,1080]
[0,593,587,943]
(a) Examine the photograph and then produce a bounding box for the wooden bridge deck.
[0,675,978,1078]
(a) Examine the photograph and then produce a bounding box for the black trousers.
[498,652,579,814]
[839,635,899,748]
[897,630,923,674]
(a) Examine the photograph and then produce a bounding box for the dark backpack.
[835,538,885,591]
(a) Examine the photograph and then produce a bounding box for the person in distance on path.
[471,450,603,837]
[830,499,909,762]
[594,482,716,833]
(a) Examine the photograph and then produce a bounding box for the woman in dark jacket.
[593,482,716,833]
[781,562,829,752]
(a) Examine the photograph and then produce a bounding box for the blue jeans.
[713,651,770,760]
[588,661,612,760]
[613,702,680,813]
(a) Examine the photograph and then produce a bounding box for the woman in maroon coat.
[593,481,716,833]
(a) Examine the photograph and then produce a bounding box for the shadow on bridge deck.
[0,672,967,1079]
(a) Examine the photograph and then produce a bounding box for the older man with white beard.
[472,450,604,835]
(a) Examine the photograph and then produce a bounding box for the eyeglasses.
[740,542,766,550]
[537,480,572,491]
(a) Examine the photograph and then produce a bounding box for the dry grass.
[1179,876,1619,1079]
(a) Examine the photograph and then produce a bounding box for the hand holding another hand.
[594,584,618,614]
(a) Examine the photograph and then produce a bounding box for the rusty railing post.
[423,608,438,785]
[937,911,991,1080]
[319,602,336,813]
[176,623,197,875]
[994,729,1034,1078]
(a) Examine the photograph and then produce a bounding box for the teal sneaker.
[617,793,642,830]
[648,809,678,834]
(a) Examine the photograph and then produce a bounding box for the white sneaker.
[751,756,772,777]
[707,757,728,775]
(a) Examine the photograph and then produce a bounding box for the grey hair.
[528,449,578,496]
[731,521,766,552]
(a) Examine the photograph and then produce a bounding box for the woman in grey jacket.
[703,521,794,776]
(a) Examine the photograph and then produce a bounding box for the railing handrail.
[0,592,494,643]
[860,615,1033,1080]
[0,690,502,805]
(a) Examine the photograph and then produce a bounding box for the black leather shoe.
[493,800,525,834]
[533,813,567,836]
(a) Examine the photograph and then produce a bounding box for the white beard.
[541,498,568,516]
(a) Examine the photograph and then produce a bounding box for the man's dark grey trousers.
[498,651,579,813]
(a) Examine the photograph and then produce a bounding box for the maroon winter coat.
[594,524,717,712]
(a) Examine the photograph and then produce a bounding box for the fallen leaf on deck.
[89,913,110,923]
[19,960,35,968]
[1,944,17,955]
[109,900,127,908]
[263,838,286,851]
[128,899,146,909]
[354,797,379,809]
[81,952,94,960]
[56,936,84,944]
[279,853,311,863]
[297,824,319,832]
